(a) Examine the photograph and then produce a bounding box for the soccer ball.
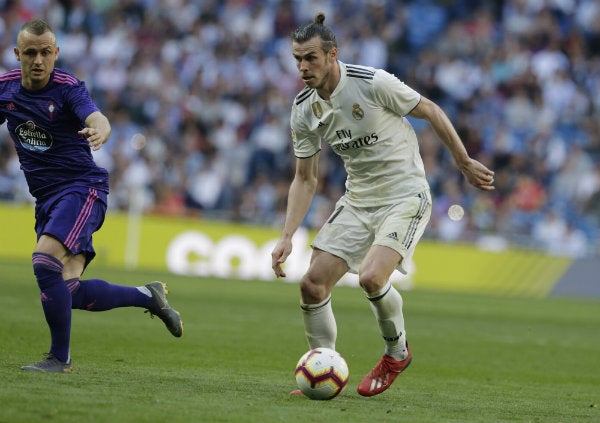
[294,347,349,400]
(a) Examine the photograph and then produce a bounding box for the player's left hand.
[461,158,495,191]
[79,127,106,151]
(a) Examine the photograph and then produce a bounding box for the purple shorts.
[34,187,108,264]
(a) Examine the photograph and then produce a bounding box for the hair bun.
[314,12,326,25]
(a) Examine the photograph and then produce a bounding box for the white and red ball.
[294,347,349,400]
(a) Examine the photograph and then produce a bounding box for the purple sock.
[70,278,152,311]
[32,253,71,363]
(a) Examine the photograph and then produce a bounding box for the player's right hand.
[271,239,292,278]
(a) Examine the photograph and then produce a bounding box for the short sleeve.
[64,81,100,123]
[372,69,421,116]
[291,104,321,158]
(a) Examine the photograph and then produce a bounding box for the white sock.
[301,296,337,350]
[367,282,408,360]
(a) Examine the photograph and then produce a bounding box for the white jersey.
[291,61,429,207]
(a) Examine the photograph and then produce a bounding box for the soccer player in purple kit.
[0,19,183,373]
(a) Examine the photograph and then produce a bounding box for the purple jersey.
[0,67,109,200]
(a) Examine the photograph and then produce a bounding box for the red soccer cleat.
[357,344,412,397]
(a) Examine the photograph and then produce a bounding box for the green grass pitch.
[0,259,598,423]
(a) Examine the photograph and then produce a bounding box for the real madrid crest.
[311,102,323,119]
[352,103,364,120]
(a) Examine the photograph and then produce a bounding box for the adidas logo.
[317,121,327,128]
[386,232,398,240]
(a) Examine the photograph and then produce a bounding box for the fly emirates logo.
[332,129,379,153]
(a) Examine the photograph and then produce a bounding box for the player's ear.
[331,47,338,60]
[328,47,338,62]
[14,47,20,62]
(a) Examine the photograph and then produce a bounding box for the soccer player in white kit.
[271,13,495,397]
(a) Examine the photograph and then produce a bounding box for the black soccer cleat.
[144,281,183,337]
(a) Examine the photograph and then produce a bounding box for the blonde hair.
[20,19,54,37]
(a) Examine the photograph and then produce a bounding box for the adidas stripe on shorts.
[312,191,431,275]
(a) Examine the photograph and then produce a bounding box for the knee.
[358,269,385,296]
[32,252,64,290]
[299,275,329,304]
[62,266,82,282]
[70,279,87,310]
[62,256,85,281]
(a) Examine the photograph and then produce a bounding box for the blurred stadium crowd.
[0,0,599,257]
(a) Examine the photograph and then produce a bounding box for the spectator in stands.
[0,0,597,256]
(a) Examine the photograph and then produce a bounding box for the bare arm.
[409,96,495,191]
[79,110,111,151]
[271,153,320,277]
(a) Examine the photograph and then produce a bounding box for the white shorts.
[312,191,432,274]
